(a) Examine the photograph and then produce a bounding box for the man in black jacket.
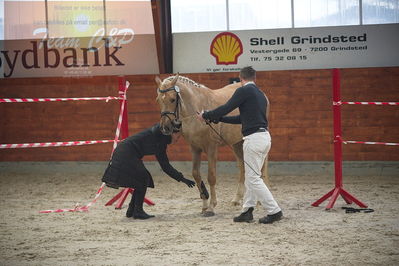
[197,66,282,224]
[102,123,195,219]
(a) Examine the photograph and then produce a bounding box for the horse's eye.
[170,99,175,103]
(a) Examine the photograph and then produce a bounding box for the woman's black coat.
[102,124,184,189]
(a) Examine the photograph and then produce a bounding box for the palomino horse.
[155,74,270,216]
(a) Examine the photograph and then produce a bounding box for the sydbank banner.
[0,0,159,78]
[173,24,399,73]
[0,35,159,78]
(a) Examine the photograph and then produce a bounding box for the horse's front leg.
[191,146,209,214]
[232,142,245,206]
[204,145,218,217]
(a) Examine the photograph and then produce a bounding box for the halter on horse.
[157,84,183,134]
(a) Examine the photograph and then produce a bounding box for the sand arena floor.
[0,169,398,265]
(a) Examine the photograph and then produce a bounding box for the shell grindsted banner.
[0,0,159,78]
[173,24,399,73]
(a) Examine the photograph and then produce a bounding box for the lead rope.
[197,112,261,177]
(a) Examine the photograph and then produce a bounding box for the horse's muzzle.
[160,124,173,135]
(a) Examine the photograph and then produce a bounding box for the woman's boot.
[132,186,154,219]
[126,191,136,218]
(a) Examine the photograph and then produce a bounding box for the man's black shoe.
[233,207,254,223]
[133,210,155,220]
[259,210,283,224]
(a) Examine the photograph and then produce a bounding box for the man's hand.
[181,177,196,188]
[197,110,218,124]
[196,110,205,122]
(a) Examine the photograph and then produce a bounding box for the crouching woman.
[102,123,195,219]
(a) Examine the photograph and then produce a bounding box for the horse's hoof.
[202,211,215,217]
[231,200,240,206]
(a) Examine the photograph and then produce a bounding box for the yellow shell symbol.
[210,32,243,65]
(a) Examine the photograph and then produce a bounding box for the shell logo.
[210,32,243,65]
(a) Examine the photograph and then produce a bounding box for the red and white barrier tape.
[0,140,117,149]
[0,96,122,103]
[39,81,130,214]
[39,183,106,213]
[334,101,399,106]
[343,101,399,105]
[343,140,399,146]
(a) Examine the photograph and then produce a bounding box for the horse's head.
[155,74,182,135]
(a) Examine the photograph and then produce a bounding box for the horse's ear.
[171,73,179,85]
[155,76,162,87]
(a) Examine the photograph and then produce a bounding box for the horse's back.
[213,83,241,94]
[211,83,241,103]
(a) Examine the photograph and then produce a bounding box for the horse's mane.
[164,75,205,88]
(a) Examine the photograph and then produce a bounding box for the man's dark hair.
[239,66,256,81]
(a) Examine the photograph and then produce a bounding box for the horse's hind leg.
[191,145,209,214]
[232,141,245,206]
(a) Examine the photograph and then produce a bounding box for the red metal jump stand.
[105,188,155,209]
[311,69,367,210]
[105,76,155,209]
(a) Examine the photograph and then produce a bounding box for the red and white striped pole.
[118,76,129,141]
[105,77,155,209]
[106,76,132,209]
[312,69,367,209]
[111,77,129,151]
[332,68,343,191]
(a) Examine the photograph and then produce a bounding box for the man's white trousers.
[242,131,281,215]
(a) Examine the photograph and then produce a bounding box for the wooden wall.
[1,67,398,161]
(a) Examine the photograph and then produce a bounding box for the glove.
[181,177,196,188]
[203,111,219,124]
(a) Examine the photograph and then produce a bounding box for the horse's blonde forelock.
[163,75,204,88]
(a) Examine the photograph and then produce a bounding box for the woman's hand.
[181,177,196,188]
